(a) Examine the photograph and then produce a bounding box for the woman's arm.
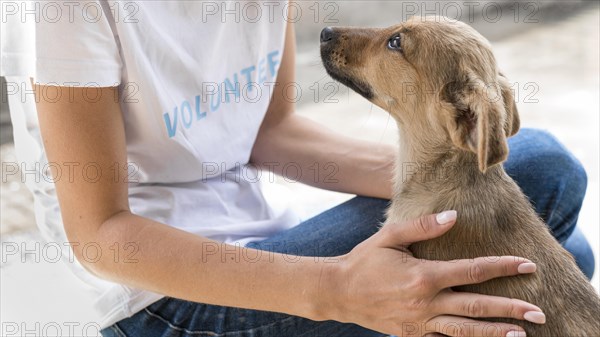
[251,20,395,200]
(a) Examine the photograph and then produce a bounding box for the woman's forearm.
[84,210,332,320]
[251,113,396,199]
[74,190,544,337]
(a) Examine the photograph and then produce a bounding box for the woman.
[2,1,593,336]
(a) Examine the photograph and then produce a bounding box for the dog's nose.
[320,27,335,43]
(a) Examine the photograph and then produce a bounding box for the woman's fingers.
[426,315,526,337]
[378,211,458,249]
[432,256,536,289]
[433,290,545,323]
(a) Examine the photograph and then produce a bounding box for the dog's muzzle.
[320,27,374,100]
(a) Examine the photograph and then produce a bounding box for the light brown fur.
[321,16,600,336]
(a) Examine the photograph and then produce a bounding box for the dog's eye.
[388,35,402,51]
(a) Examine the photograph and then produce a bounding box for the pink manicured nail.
[524,311,546,324]
[506,331,526,337]
[436,210,457,225]
[518,263,537,274]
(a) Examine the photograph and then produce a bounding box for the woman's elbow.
[64,210,132,281]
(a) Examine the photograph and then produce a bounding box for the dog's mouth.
[320,47,374,100]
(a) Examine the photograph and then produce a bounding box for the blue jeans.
[101,129,594,337]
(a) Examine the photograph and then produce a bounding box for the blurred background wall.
[0,0,596,144]
[0,0,597,144]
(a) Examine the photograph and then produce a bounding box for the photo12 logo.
[400,1,539,23]
[1,240,140,264]
[2,161,140,184]
[1,1,139,24]
[199,1,339,24]
[1,321,102,337]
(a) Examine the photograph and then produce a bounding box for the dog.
[320,16,600,336]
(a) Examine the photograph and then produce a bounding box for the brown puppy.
[320,16,600,336]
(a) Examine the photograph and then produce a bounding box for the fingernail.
[506,331,526,337]
[436,210,457,225]
[524,311,546,324]
[517,262,537,274]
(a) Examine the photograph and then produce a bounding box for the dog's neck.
[388,126,508,222]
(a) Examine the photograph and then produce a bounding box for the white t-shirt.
[1,0,299,327]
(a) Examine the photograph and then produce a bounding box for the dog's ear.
[498,73,520,137]
[441,74,509,172]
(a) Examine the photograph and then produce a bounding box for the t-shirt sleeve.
[1,0,122,86]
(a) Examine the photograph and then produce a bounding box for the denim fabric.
[101,129,594,337]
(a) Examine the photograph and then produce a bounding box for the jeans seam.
[143,307,299,336]
[548,206,573,244]
[297,322,385,337]
[111,324,128,337]
[295,322,349,337]
[143,308,220,336]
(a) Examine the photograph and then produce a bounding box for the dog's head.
[320,16,520,172]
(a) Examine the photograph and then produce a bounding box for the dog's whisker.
[378,106,391,145]
[357,102,374,131]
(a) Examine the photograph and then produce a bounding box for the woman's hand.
[319,211,544,337]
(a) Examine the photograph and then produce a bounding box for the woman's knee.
[564,227,596,280]
[527,129,587,195]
